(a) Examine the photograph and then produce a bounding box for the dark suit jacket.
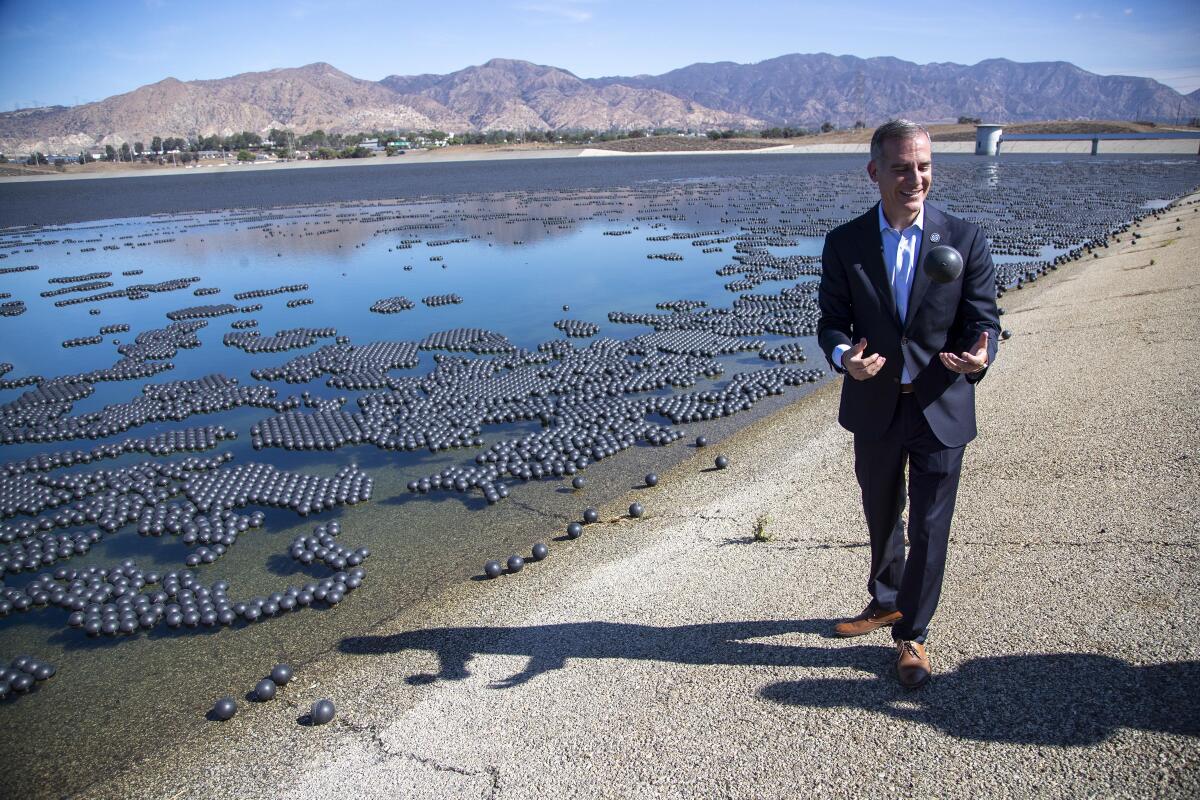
[817,202,1000,448]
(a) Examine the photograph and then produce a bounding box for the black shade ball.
[566,522,583,539]
[695,435,708,447]
[484,560,503,579]
[583,507,599,524]
[571,476,586,490]
[644,473,659,487]
[531,542,548,561]
[212,697,237,721]
[629,502,644,518]
[254,678,277,701]
[715,455,729,469]
[271,664,293,685]
[311,699,336,725]
[924,245,964,284]
[506,555,525,573]
[1001,329,1013,340]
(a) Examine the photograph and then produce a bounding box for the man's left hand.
[939,332,989,375]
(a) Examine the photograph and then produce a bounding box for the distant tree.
[104,144,117,161]
[626,129,646,138]
[820,121,835,133]
[27,152,48,165]
[268,128,292,149]
[151,135,162,153]
[78,151,89,165]
[119,143,132,161]
[707,130,722,140]
[180,151,193,164]
[54,158,66,169]
[134,141,144,156]
[0,154,7,163]
[313,147,337,160]
[236,149,254,162]
[1189,117,1200,128]
[853,120,866,129]
[956,116,982,125]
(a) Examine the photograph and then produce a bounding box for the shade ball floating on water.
[924,245,964,284]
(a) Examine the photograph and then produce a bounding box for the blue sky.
[1,0,1197,110]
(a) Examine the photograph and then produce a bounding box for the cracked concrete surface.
[87,197,1200,799]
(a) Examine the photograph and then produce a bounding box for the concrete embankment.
[90,195,1200,800]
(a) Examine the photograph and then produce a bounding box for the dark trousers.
[853,393,965,643]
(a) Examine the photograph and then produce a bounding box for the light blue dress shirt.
[833,204,924,384]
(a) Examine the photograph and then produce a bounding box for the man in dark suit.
[817,119,1000,688]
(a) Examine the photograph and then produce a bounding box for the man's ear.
[866,159,878,183]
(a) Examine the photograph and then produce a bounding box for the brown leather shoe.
[896,640,931,688]
[833,606,902,638]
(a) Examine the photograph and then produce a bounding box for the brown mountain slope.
[380,58,763,132]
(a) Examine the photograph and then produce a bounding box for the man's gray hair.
[870,119,931,163]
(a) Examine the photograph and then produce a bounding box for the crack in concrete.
[338,715,500,796]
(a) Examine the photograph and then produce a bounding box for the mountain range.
[3,54,1198,154]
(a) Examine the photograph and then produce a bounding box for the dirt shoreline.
[71,190,1200,799]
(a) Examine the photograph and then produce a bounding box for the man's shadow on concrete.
[339,620,1199,746]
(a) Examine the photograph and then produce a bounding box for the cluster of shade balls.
[210,663,338,726]
[0,655,56,701]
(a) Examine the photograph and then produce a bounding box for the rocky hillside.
[593,53,1200,127]
[3,54,1197,154]
[380,58,758,133]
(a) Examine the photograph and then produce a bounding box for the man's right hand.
[842,338,886,381]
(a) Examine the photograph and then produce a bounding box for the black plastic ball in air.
[924,245,964,284]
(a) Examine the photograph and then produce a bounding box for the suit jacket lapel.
[904,205,947,332]
[861,204,899,326]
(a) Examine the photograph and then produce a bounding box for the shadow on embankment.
[339,619,1199,746]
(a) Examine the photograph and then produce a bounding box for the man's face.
[867,134,932,225]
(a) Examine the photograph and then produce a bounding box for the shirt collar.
[878,202,924,234]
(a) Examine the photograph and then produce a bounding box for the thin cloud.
[516,1,594,23]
